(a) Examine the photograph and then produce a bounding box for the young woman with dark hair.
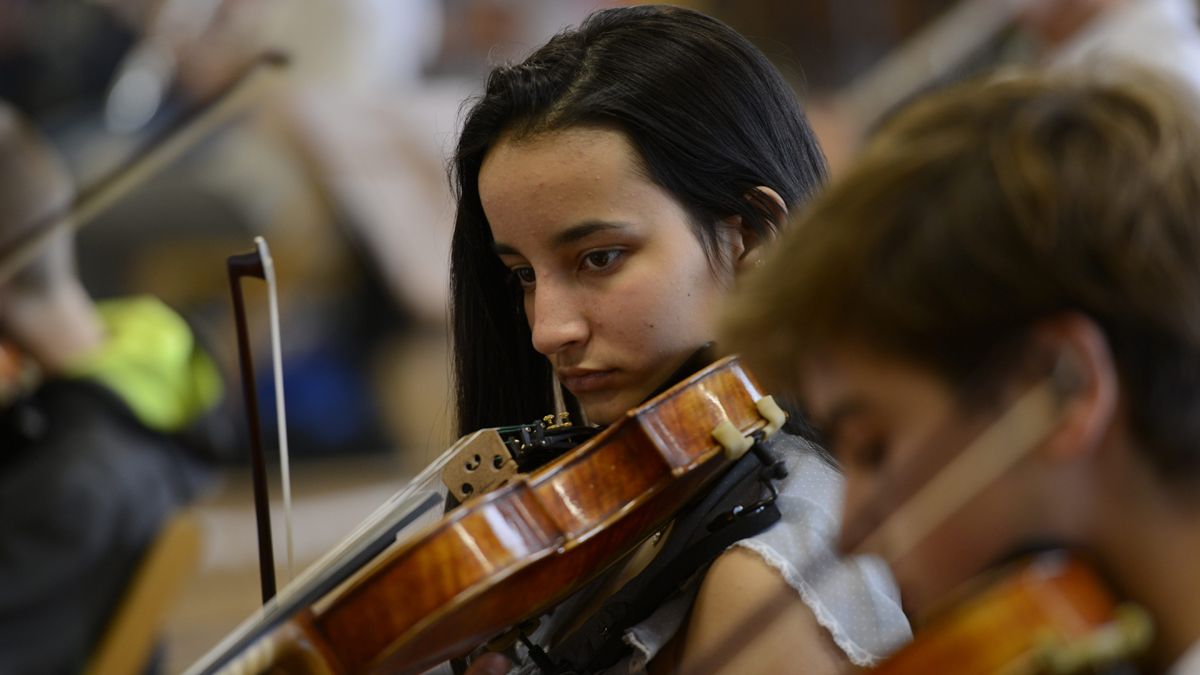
[447,6,908,674]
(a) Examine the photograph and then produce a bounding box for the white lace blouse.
[509,433,912,674]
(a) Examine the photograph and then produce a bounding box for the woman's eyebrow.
[550,221,630,249]
[494,221,631,257]
[494,241,521,256]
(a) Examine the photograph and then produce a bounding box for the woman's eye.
[511,267,536,288]
[581,249,624,272]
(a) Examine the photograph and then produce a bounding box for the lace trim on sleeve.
[730,539,883,668]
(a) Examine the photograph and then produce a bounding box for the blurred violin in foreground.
[857,378,1154,675]
[680,375,1156,675]
[874,552,1151,675]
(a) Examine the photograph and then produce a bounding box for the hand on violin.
[464,652,512,675]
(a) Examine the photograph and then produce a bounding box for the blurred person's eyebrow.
[816,399,868,446]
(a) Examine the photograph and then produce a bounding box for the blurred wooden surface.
[162,455,411,673]
[89,513,202,675]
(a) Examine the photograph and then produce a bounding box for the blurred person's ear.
[1027,313,1119,464]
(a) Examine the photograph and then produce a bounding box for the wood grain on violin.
[202,356,781,675]
[874,553,1151,675]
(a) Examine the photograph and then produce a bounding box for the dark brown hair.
[450,5,826,434]
[723,70,1200,480]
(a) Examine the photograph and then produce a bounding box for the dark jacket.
[0,297,223,674]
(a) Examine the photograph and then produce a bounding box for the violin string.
[338,435,462,544]
[257,237,294,582]
[189,470,450,673]
[551,370,591,425]
[273,434,464,599]
[189,450,463,673]
[551,371,566,417]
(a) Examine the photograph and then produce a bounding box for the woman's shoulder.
[680,546,848,674]
[725,431,912,667]
[764,431,843,511]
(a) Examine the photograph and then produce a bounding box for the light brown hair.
[722,70,1200,480]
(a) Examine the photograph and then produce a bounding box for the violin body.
[207,356,779,675]
[873,552,1151,675]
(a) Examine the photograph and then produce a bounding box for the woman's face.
[478,127,743,424]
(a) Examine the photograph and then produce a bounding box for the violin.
[189,355,787,675]
[873,552,1151,674]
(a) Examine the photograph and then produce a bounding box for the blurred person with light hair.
[0,101,224,674]
[807,0,1200,176]
[1023,0,1200,94]
[723,70,1200,674]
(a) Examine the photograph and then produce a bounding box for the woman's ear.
[731,186,788,273]
[750,185,788,228]
[1032,313,1119,463]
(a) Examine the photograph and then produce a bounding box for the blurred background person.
[800,0,1200,173]
[0,101,224,674]
[1024,0,1200,92]
[722,69,1200,675]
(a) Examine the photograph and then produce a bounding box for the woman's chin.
[577,394,634,426]
[580,403,620,426]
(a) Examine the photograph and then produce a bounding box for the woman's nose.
[528,278,589,357]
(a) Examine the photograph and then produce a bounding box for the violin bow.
[228,237,294,604]
[0,52,288,284]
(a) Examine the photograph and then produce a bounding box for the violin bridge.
[441,429,519,503]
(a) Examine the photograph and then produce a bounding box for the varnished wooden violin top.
[872,552,1152,675]
[195,355,785,675]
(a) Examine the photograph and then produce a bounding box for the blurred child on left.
[0,101,225,674]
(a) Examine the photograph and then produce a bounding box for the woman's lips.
[557,368,618,393]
